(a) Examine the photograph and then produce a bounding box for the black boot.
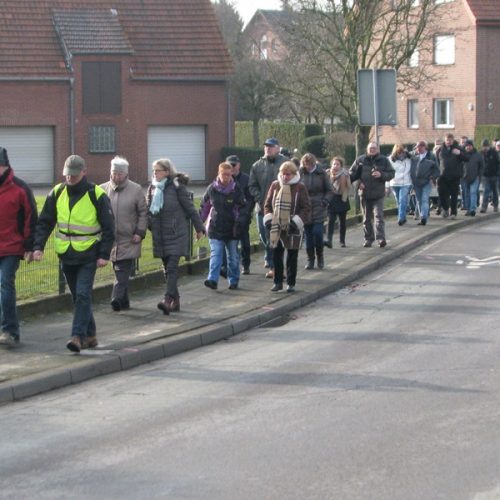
[305,247,315,270]
[316,246,324,269]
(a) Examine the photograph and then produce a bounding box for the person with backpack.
[33,155,115,353]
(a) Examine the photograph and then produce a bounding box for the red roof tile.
[466,0,500,25]
[0,0,233,78]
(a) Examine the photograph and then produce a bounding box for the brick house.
[243,9,292,61]
[0,0,233,185]
[377,0,500,145]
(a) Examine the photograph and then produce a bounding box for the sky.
[232,0,282,26]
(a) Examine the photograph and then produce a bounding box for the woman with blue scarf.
[147,159,205,314]
[200,162,246,290]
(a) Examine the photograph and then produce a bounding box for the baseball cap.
[225,155,240,165]
[264,137,279,147]
[63,155,86,175]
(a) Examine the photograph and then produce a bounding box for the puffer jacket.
[0,167,37,257]
[349,153,395,200]
[299,164,332,224]
[200,178,245,241]
[147,174,205,258]
[388,153,412,186]
[101,178,148,261]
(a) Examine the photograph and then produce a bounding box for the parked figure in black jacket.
[479,139,499,213]
[436,133,466,219]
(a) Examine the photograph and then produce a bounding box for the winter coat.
[233,171,254,227]
[263,176,312,250]
[410,151,440,188]
[328,168,351,213]
[0,167,37,257]
[147,174,205,258]
[481,147,499,178]
[349,153,395,200]
[200,179,245,241]
[463,150,484,185]
[437,142,466,179]
[299,164,332,224]
[34,176,115,265]
[248,154,287,208]
[100,178,148,261]
[388,153,412,186]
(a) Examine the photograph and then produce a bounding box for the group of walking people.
[1,133,498,352]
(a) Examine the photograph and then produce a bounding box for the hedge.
[235,121,324,149]
[475,125,500,145]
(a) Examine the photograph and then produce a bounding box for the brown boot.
[157,298,170,315]
[81,336,98,349]
[168,296,180,312]
[66,336,81,353]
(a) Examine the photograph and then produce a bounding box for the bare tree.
[275,0,444,155]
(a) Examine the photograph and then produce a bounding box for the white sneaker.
[0,332,18,346]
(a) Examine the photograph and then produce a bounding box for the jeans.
[0,255,21,339]
[460,180,468,210]
[257,212,273,268]
[62,261,97,340]
[361,196,385,242]
[464,178,480,213]
[221,224,251,270]
[391,185,411,222]
[414,182,432,220]
[273,241,298,286]
[208,239,240,285]
[161,255,181,299]
[112,259,134,305]
[304,222,324,250]
[481,176,498,210]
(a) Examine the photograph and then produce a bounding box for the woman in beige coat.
[101,156,148,311]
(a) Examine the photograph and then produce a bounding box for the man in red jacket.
[0,146,37,346]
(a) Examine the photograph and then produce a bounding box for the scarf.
[150,177,169,215]
[269,172,300,248]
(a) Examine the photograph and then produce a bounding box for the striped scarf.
[269,183,292,248]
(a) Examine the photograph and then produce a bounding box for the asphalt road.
[2,220,500,499]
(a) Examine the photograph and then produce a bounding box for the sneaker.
[379,240,387,248]
[470,211,476,216]
[204,279,218,290]
[418,218,427,226]
[480,208,486,213]
[241,267,250,275]
[286,285,295,293]
[450,214,456,220]
[81,336,98,349]
[228,283,238,290]
[340,242,346,247]
[265,269,274,279]
[0,332,19,346]
[398,219,406,226]
[363,241,373,248]
[66,336,81,353]
[271,283,283,292]
[442,211,449,218]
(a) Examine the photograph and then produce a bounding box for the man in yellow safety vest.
[33,155,115,353]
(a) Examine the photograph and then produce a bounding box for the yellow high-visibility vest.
[54,183,105,254]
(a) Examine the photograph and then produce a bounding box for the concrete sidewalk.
[1,211,497,404]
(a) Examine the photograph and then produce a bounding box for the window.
[434,35,455,65]
[408,100,419,128]
[82,62,122,114]
[260,34,268,60]
[408,49,419,68]
[434,99,454,128]
[89,126,116,153]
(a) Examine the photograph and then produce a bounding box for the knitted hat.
[111,156,129,174]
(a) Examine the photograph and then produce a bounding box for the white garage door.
[148,126,206,181]
[0,127,54,184]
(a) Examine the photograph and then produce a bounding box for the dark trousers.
[273,241,298,287]
[327,210,347,244]
[112,259,134,306]
[62,261,97,339]
[161,255,181,299]
[438,176,460,215]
